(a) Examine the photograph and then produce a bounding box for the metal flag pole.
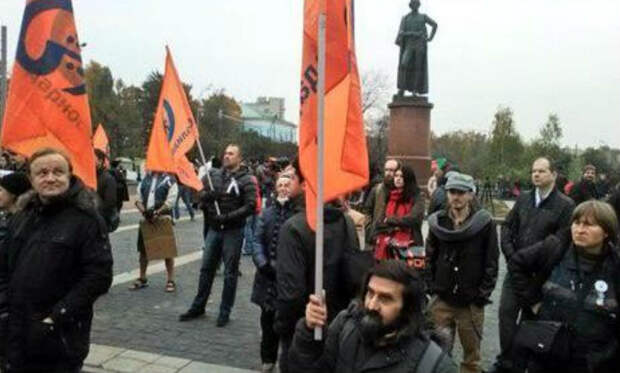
[194,120,222,216]
[314,11,327,341]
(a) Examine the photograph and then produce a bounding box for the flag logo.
[163,100,176,142]
[16,0,85,95]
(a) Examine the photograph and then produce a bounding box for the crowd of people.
[0,144,619,373]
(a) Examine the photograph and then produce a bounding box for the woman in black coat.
[509,200,620,373]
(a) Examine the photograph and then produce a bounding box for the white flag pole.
[314,11,327,341]
[195,122,222,216]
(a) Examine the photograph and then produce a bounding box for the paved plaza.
[86,202,510,372]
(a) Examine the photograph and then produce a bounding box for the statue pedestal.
[387,95,433,189]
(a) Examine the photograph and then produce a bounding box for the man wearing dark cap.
[94,149,118,232]
[426,172,498,373]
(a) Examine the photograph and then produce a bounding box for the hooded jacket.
[427,206,499,306]
[0,177,113,370]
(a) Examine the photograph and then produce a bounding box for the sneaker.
[179,309,205,322]
[261,363,275,373]
[216,314,230,327]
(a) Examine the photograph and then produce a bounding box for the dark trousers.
[278,333,293,373]
[190,228,244,317]
[260,308,280,364]
[174,186,195,220]
[498,272,521,367]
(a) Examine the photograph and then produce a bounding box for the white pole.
[194,119,222,216]
[314,11,327,341]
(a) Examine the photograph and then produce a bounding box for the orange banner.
[299,0,369,229]
[93,123,109,156]
[1,0,96,188]
[145,47,203,191]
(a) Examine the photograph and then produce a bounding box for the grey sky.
[1,0,619,148]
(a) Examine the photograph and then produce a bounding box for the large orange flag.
[145,47,203,191]
[93,123,109,156]
[1,0,95,188]
[299,0,369,229]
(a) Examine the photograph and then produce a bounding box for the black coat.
[501,188,574,260]
[275,205,355,339]
[508,233,620,372]
[251,199,295,310]
[201,166,256,231]
[569,179,601,206]
[427,208,499,306]
[0,178,113,370]
[289,304,457,373]
[96,168,118,231]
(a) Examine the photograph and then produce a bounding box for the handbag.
[512,320,570,362]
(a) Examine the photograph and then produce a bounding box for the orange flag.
[93,123,110,156]
[299,0,369,229]
[145,47,203,191]
[1,0,95,188]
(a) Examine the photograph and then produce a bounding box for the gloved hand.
[213,213,228,225]
[201,189,221,203]
[144,208,155,222]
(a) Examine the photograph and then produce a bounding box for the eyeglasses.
[447,189,468,195]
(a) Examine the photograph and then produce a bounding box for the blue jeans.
[242,214,257,255]
[174,186,195,220]
[190,228,244,318]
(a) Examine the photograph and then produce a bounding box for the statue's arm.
[395,17,406,45]
[425,15,438,41]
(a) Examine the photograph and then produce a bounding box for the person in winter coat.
[607,183,620,242]
[180,144,256,327]
[94,149,118,232]
[373,165,425,260]
[274,158,357,373]
[426,172,498,373]
[288,260,457,373]
[508,200,620,373]
[569,164,601,205]
[250,174,296,373]
[364,159,400,250]
[0,172,31,242]
[491,157,574,373]
[0,148,113,373]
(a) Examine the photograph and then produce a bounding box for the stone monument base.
[387,95,433,190]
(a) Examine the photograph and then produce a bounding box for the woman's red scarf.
[374,189,414,260]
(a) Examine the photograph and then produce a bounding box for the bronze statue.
[396,0,437,96]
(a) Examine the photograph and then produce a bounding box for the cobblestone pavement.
[93,206,509,371]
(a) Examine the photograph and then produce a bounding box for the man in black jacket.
[274,158,356,373]
[180,144,256,327]
[0,148,113,373]
[289,260,457,373]
[491,157,574,372]
[94,149,118,232]
[427,172,498,373]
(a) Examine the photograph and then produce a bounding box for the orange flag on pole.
[145,47,203,191]
[1,0,96,188]
[299,0,369,230]
[93,123,110,156]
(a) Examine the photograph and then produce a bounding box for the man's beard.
[359,309,401,345]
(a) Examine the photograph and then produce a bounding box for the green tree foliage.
[488,106,525,178]
[84,63,296,164]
